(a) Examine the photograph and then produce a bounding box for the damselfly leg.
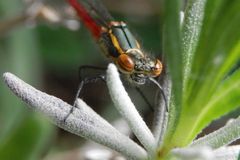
[149,77,168,112]
[63,66,106,122]
[63,65,168,122]
[78,65,106,81]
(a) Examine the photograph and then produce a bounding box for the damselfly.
[65,0,167,120]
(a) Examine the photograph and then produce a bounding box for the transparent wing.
[83,0,114,25]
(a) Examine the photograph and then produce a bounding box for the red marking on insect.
[68,0,102,38]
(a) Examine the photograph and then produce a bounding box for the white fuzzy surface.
[3,72,147,160]
[182,0,206,87]
[214,145,240,160]
[191,117,240,148]
[172,146,215,160]
[106,64,157,154]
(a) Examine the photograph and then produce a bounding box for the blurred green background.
[0,0,162,159]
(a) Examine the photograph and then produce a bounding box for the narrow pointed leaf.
[188,69,240,140]
[162,0,182,147]
[182,0,206,89]
[3,72,148,160]
[106,64,156,155]
[191,116,240,148]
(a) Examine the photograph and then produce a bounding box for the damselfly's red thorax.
[68,0,163,85]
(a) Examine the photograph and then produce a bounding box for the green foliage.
[161,0,182,144]
[0,115,53,160]
[161,0,240,154]
[0,0,54,159]
[37,26,101,70]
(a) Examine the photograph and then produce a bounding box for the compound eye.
[151,59,163,77]
[117,54,134,72]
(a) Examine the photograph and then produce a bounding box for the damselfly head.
[116,49,163,85]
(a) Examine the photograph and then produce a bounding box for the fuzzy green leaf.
[188,69,240,142]
[182,0,206,90]
[191,115,240,148]
[186,1,240,108]
[165,0,240,149]
[161,0,182,145]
